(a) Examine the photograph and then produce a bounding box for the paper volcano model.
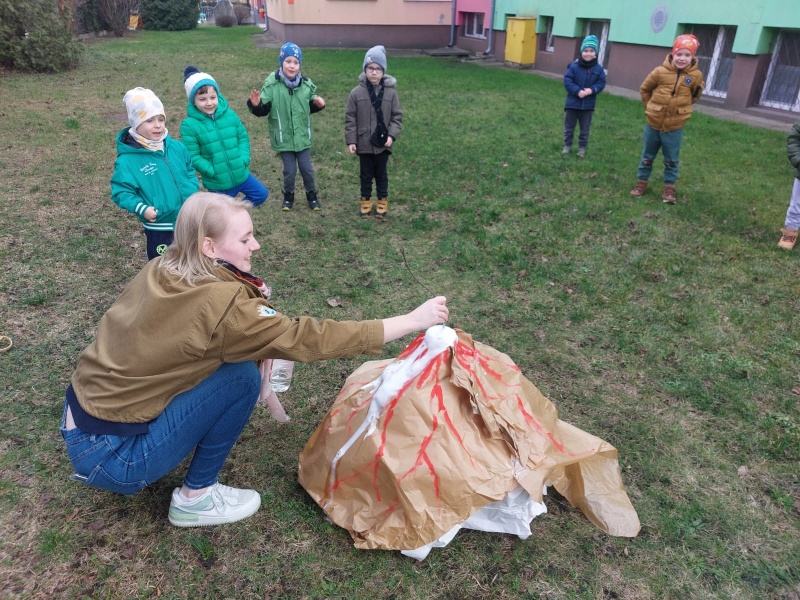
[299,326,640,559]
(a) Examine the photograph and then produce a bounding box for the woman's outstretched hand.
[382,296,448,343]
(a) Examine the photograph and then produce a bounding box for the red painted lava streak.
[397,332,425,359]
[515,394,579,456]
[398,415,440,496]
[371,377,416,502]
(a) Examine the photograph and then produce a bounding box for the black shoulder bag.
[368,83,389,148]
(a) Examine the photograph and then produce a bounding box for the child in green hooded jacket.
[248,42,325,211]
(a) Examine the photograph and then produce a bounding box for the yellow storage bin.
[505,17,537,67]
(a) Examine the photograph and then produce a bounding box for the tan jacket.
[72,261,384,423]
[640,55,704,132]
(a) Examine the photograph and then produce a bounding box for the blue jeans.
[213,173,269,207]
[61,362,261,495]
[636,124,684,185]
[784,178,800,230]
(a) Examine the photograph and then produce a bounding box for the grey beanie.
[363,45,387,72]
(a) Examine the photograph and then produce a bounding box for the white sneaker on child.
[168,482,261,527]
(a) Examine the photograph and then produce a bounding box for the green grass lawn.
[0,26,798,599]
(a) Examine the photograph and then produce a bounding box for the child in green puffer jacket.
[180,67,268,207]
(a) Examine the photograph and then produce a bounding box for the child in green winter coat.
[111,87,199,260]
[180,67,268,207]
[248,42,325,211]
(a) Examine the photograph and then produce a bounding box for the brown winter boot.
[375,198,388,219]
[778,227,798,250]
[630,180,648,197]
[359,198,373,218]
[662,184,677,204]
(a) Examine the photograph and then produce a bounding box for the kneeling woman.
[61,192,448,527]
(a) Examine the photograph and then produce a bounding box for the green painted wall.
[495,0,799,55]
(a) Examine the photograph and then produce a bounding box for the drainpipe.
[448,0,456,47]
[263,0,269,32]
[484,0,496,55]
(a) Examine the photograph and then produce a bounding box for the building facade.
[250,0,452,48]
[246,0,800,121]
[475,0,800,121]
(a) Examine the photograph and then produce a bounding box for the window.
[462,12,486,40]
[691,25,736,99]
[760,30,800,113]
[585,20,610,68]
[541,16,554,52]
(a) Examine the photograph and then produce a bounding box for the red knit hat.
[672,34,700,57]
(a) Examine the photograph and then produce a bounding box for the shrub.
[93,0,140,37]
[0,0,82,72]
[74,0,103,35]
[233,4,251,25]
[140,0,197,31]
[215,15,237,28]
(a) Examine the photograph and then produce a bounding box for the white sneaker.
[168,483,261,527]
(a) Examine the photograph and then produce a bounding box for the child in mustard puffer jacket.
[629,34,705,204]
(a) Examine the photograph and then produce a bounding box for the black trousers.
[563,108,594,149]
[145,229,173,261]
[359,152,390,198]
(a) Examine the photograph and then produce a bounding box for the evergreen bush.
[140,0,198,31]
[0,0,82,72]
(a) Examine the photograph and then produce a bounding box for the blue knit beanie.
[279,42,302,66]
[183,66,219,104]
[581,35,599,53]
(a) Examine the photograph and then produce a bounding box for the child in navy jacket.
[562,35,606,158]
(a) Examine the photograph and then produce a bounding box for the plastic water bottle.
[268,359,294,393]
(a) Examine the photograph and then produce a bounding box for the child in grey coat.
[345,46,403,218]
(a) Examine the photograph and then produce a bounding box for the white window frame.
[585,20,610,69]
[692,26,736,99]
[760,31,800,113]
[543,16,554,52]
[463,12,486,40]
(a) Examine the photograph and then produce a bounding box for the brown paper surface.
[298,329,640,551]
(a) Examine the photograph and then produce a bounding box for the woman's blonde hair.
[161,192,254,285]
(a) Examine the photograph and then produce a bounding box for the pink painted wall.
[263,0,452,26]
[455,0,492,27]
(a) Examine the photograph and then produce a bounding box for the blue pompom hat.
[581,35,599,53]
[279,42,302,66]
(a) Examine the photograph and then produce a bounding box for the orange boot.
[359,198,373,218]
[778,227,798,250]
[376,198,388,219]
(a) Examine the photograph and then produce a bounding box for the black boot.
[282,190,294,211]
[306,190,321,211]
